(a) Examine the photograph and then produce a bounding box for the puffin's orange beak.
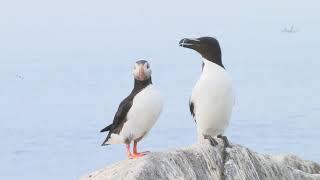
[138,65,145,80]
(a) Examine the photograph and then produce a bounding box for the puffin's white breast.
[191,59,234,137]
[120,85,163,141]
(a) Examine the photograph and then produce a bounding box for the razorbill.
[100,60,163,159]
[179,37,234,147]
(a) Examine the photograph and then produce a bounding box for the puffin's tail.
[101,132,123,146]
[100,124,113,146]
[101,131,115,146]
[101,138,110,146]
[100,124,112,132]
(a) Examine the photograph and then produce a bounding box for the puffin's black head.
[133,60,152,81]
[179,36,223,67]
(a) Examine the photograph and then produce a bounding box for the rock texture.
[82,140,320,180]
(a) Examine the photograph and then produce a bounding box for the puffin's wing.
[100,97,133,133]
[189,97,196,123]
[100,124,112,132]
[100,96,134,146]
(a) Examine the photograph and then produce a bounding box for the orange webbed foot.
[129,153,146,159]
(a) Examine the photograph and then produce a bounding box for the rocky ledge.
[81,140,320,180]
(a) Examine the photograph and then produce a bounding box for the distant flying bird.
[282,24,298,33]
[16,74,24,80]
[100,60,163,159]
[179,37,235,147]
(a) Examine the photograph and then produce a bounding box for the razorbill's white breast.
[179,37,235,147]
[100,60,163,159]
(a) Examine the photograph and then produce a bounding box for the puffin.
[100,60,163,159]
[179,37,235,147]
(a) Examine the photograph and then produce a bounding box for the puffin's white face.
[133,60,152,81]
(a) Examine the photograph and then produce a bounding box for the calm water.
[1,1,320,179]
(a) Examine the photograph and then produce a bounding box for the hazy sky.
[1,0,319,63]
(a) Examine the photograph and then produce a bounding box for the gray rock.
[81,141,320,180]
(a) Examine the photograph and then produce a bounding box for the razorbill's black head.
[179,37,223,68]
[133,60,152,81]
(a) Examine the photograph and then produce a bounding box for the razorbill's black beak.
[179,38,200,49]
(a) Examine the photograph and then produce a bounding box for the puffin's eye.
[146,63,150,69]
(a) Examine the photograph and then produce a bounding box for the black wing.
[100,96,133,145]
[189,97,196,123]
[100,124,112,132]
[100,99,132,132]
